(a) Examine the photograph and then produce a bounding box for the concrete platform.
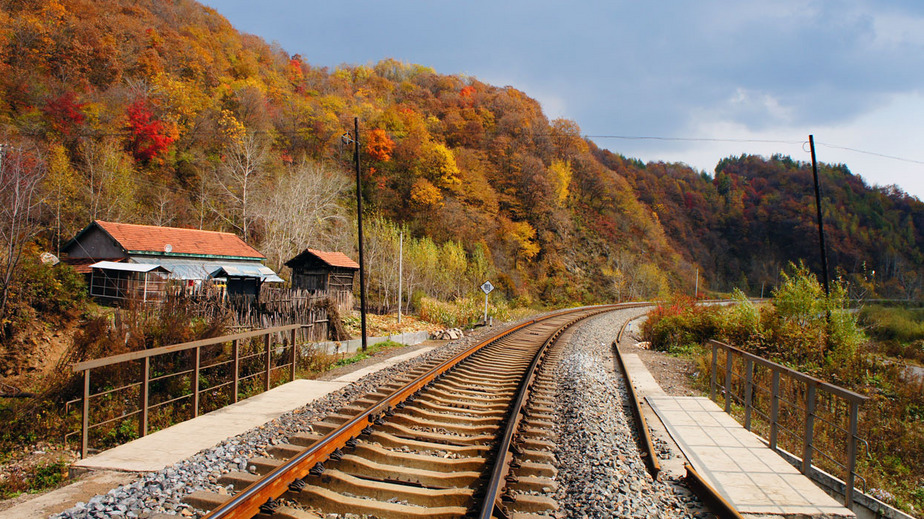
[72,345,435,474]
[72,379,349,473]
[647,395,855,518]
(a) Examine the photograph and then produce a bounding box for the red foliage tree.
[125,98,175,164]
[43,92,86,137]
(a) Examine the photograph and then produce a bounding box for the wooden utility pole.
[809,135,831,296]
[398,231,403,325]
[353,118,368,351]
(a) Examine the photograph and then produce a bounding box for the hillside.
[600,151,924,297]
[0,0,921,313]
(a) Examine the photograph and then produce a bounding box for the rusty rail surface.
[478,307,616,519]
[203,304,638,518]
[684,463,746,519]
[612,311,661,479]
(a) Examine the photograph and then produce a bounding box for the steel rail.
[205,303,648,518]
[477,310,602,519]
[477,303,654,518]
[611,310,661,478]
[613,339,661,479]
[203,310,571,518]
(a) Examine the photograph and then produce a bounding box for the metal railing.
[708,339,868,508]
[66,324,311,458]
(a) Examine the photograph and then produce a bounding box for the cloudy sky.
[201,0,924,199]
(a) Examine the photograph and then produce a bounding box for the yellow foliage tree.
[417,141,461,190]
[44,143,83,248]
[506,220,540,263]
[547,159,572,207]
[410,178,443,209]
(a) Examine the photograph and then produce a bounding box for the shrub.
[418,297,484,328]
[641,295,719,354]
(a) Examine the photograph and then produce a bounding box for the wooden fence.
[708,339,868,507]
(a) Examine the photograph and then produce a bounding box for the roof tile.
[95,221,264,259]
[304,248,360,269]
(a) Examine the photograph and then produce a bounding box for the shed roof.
[68,221,264,260]
[285,248,360,270]
[209,264,285,283]
[65,257,124,274]
[90,261,170,274]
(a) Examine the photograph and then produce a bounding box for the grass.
[859,305,924,364]
[331,339,405,368]
[0,459,69,499]
[642,293,924,515]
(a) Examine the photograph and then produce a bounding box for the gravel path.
[552,309,708,518]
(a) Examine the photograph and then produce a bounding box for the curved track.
[190,305,642,518]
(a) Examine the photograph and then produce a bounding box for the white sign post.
[480,281,494,324]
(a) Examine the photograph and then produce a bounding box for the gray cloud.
[202,0,924,195]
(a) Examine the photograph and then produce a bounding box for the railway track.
[185,305,633,518]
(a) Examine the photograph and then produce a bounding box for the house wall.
[63,227,124,258]
[292,270,328,291]
[291,266,355,292]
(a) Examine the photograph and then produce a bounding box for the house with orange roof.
[62,220,282,302]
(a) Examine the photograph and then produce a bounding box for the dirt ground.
[619,324,703,397]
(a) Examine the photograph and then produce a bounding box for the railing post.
[290,328,297,382]
[802,382,817,475]
[81,368,90,459]
[846,400,860,508]
[710,342,718,401]
[140,357,149,437]
[264,334,271,392]
[744,358,754,430]
[770,370,780,451]
[724,348,734,413]
[232,339,240,404]
[193,346,201,418]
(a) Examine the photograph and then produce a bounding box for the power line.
[586,135,804,145]
[587,134,924,167]
[816,141,924,166]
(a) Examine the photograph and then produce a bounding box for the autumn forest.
[1,0,922,317]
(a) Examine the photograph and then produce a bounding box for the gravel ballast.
[551,309,707,518]
[51,335,481,518]
[52,309,709,518]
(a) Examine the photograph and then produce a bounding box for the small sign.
[480,281,494,294]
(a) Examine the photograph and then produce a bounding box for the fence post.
[290,328,297,382]
[232,339,240,404]
[802,382,817,475]
[724,348,734,413]
[140,357,150,437]
[744,358,754,430]
[710,342,718,401]
[846,400,860,508]
[193,346,201,418]
[770,370,780,451]
[264,333,271,392]
[81,368,90,459]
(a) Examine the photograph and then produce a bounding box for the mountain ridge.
[0,0,920,303]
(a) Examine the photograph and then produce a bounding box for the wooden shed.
[285,249,359,307]
[89,261,171,303]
